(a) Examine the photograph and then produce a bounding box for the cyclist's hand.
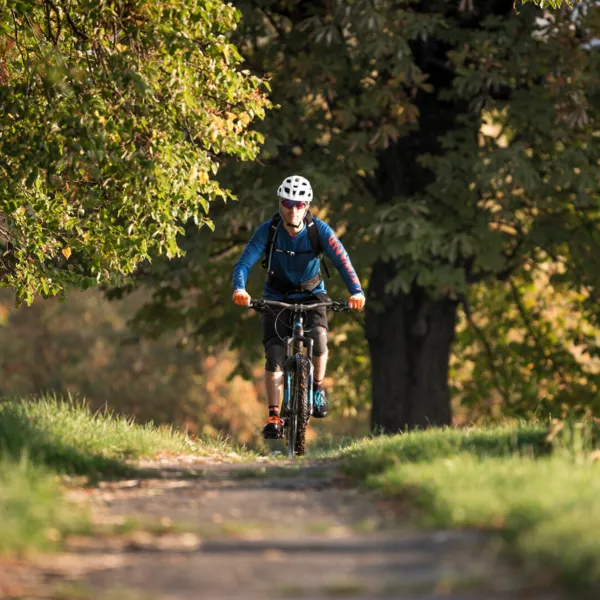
[348,293,366,311]
[233,289,251,307]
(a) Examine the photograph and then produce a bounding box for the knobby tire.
[287,367,297,460]
[293,355,311,457]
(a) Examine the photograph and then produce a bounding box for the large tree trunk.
[366,260,457,432]
[365,4,470,432]
[366,87,461,431]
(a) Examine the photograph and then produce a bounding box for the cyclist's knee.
[310,326,328,356]
[265,344,284,372]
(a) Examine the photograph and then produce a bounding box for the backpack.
[261,211,331,288]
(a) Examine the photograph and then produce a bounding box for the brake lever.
[331,300,350,312]
[249,299,265,312]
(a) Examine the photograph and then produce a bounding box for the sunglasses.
[280,199,308,210]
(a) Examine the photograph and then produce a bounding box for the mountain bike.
[249,298,350,459]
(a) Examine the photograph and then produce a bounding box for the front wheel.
[287,355,311,458]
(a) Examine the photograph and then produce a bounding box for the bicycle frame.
[282,310,315,416]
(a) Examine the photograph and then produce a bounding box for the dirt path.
[7,457,562,599]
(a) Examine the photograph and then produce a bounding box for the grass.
[0,393,254,556]
[0,456,90,554]
[339,421,600,595]
[0,394,256,478]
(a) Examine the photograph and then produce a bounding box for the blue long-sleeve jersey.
[232,217,363,300]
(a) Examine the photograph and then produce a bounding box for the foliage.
[379,5,600,299]
[521,0,579,8]
[0,0,270,303]
[340,422,600,593]
[452,264,600,421]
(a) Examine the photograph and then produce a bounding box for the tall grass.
[0,394,244,477]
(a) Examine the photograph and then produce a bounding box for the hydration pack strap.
[265,219,281,274]
[306,219,331,279]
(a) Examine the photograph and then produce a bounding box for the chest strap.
[273,248,313,257]
[267,272,323,295]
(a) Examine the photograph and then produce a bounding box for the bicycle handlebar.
[249,298,351,312]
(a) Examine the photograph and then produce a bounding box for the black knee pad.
[309,326,328,356]
[265,343,285,372]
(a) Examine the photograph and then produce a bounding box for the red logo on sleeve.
[328,234,360,286]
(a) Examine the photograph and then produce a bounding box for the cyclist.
[232,175,365,439]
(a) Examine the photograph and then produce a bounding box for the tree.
[0,0,270,303]
[124,1,600,432]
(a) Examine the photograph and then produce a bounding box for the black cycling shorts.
[262,301,328,352]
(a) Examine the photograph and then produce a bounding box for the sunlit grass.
[0,394,255,478]
[339,423,549,474]
[339,422,600,592]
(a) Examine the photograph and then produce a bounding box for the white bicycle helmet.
[277,175,313,202]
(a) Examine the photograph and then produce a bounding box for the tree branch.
[44,0,62,45]
[11,10,29,67]
[57,0,86,40]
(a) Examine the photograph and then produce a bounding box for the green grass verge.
[0,394,255,478]
[0,457,90,554]
[339,423,600,595]
[0,394,253,556]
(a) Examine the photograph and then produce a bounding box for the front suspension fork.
[281,335,314,415]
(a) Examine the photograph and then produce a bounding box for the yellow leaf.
[62,247,72,260]
[198,171,209,184]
